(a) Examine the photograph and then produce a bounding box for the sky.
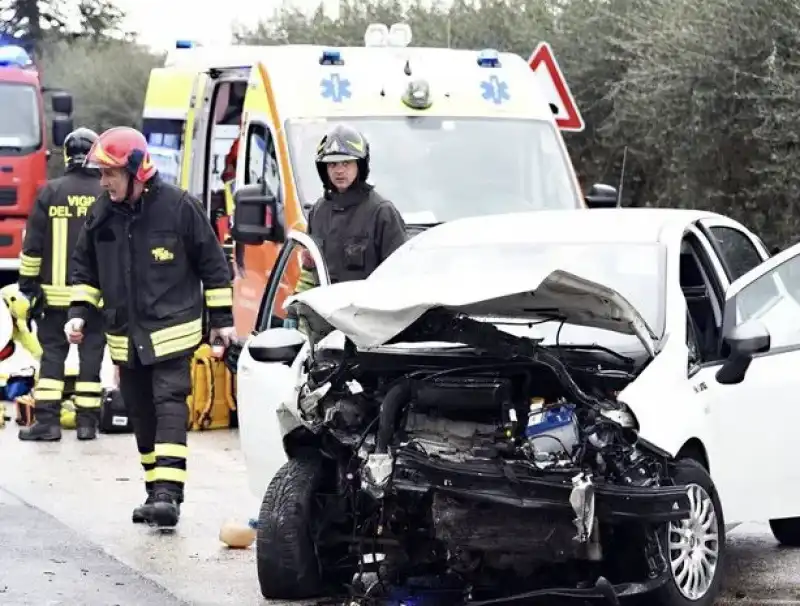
[115,0,329,51]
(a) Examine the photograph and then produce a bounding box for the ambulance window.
[285,117,581,222]
[245,123,281,200]
[219,83,246,126]
[143,118,184,186]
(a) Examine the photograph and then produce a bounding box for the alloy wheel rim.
[669,483,720,600]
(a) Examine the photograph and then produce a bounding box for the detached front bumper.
[392,450,690,524]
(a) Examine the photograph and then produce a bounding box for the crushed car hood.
[287,269,657,356]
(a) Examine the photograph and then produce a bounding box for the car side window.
[732,252,800,349]
[710,226,764,281]
[711,226,778,317]
[778,255,800,302]
[686,312,701,367]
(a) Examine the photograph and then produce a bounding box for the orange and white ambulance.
[141,24,617,341]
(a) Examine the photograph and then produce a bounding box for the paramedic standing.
[287,123,408,306]
[18,127,106,442]
[65,127,235,528]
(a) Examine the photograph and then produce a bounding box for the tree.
[39,38,161,175]
[76,0,126,40]
[236,0,800,246]
[602,0,800,245]
[0,0,127,53]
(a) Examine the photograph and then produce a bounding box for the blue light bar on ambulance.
[477,48,501,68]
[319,49,344,66]
[0,45,33,68]
[175,40,194,49]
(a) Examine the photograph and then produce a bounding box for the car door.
[236,231,330,499]
[691,241,800,523]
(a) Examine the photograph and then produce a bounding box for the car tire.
[769,517,800,546]
[256,456,325,600]
[650,458,725,606]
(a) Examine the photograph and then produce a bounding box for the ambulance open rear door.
[184,66,252,225]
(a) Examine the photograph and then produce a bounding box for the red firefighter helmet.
[85,127,157,182]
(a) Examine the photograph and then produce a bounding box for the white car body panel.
[237,209,800,532]
[237,330,310,499]
[237,230,330,499]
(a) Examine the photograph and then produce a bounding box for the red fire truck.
[0,44,73,286]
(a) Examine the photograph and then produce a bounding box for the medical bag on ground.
[186,343,237,431]
[99,388,134,434]
[5,374,34,402]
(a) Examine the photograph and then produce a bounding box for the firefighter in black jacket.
[287,123,408,307]
[65,127,235,528]
[18,127,105,442]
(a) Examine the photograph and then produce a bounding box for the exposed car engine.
[287,309,690,603]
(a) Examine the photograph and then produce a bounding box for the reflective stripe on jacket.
[19,171,102,307]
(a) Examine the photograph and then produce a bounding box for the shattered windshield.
[0,83,40,153]
[285,116,581,224]
[370,241,667,351]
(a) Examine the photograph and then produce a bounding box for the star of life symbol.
[480,75,510,105]
[321,74,351,103]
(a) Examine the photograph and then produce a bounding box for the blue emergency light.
[0,45,33,68]
[175,40,194,49]
[319,49,344,66]
[477,48,501,68]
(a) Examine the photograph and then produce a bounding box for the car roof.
[412,208,723,248]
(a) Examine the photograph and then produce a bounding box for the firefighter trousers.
[35,306,105,425]
[118,353,192,501]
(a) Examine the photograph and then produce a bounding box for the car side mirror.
[715,320,770,385]
[50,91,73,116]
[51,116,74,147]
[231,183,284,245]
[247,327,306,364]
[585,183,619,209]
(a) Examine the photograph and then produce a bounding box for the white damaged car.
[237,208,800,605]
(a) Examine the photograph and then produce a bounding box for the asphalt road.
[0,417,799,605]
[0,489,187,606]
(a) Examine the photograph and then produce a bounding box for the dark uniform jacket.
[297,183,407,291]
[68,178,233,367]
[19,171,103,307]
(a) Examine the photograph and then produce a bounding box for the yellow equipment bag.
[186,343,236,431]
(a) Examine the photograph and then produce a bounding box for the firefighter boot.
[75,407,99,441]
[150,491,181,528]
[132,492,155,524]
[18,403,61,441]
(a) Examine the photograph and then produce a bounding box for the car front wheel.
[650,458,725,606]
[256,456,326,600]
